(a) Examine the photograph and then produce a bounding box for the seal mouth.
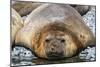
[48,54,62,57]
[46,52,65,60]
[47,56,66,60]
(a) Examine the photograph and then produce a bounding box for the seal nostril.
[51,47,54,51]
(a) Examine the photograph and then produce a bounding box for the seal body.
[11,8,23,43]
[12,1,42,16]
[14,4,95,59]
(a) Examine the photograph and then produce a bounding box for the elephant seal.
[12,1,90,16]
[14,3,95,59]
[11,8,23,44]
[12,1,42,16]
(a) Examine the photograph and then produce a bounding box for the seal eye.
[45,39,50,43]
[61,39,65,43]
[80,34,85,39]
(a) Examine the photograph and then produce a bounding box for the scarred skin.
[13,3,95,59]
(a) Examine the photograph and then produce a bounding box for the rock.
[79,6,96,61]
[11,61,35,66]
[79,47,96,61]
[11,46,37,61]
[82,6,96,35]
[73,5,90,16]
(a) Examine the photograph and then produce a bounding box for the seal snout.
[45,38,65,58]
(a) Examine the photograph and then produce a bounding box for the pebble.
[11,46,37,61]
[82,6,96,35]
[79,47,96,61]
